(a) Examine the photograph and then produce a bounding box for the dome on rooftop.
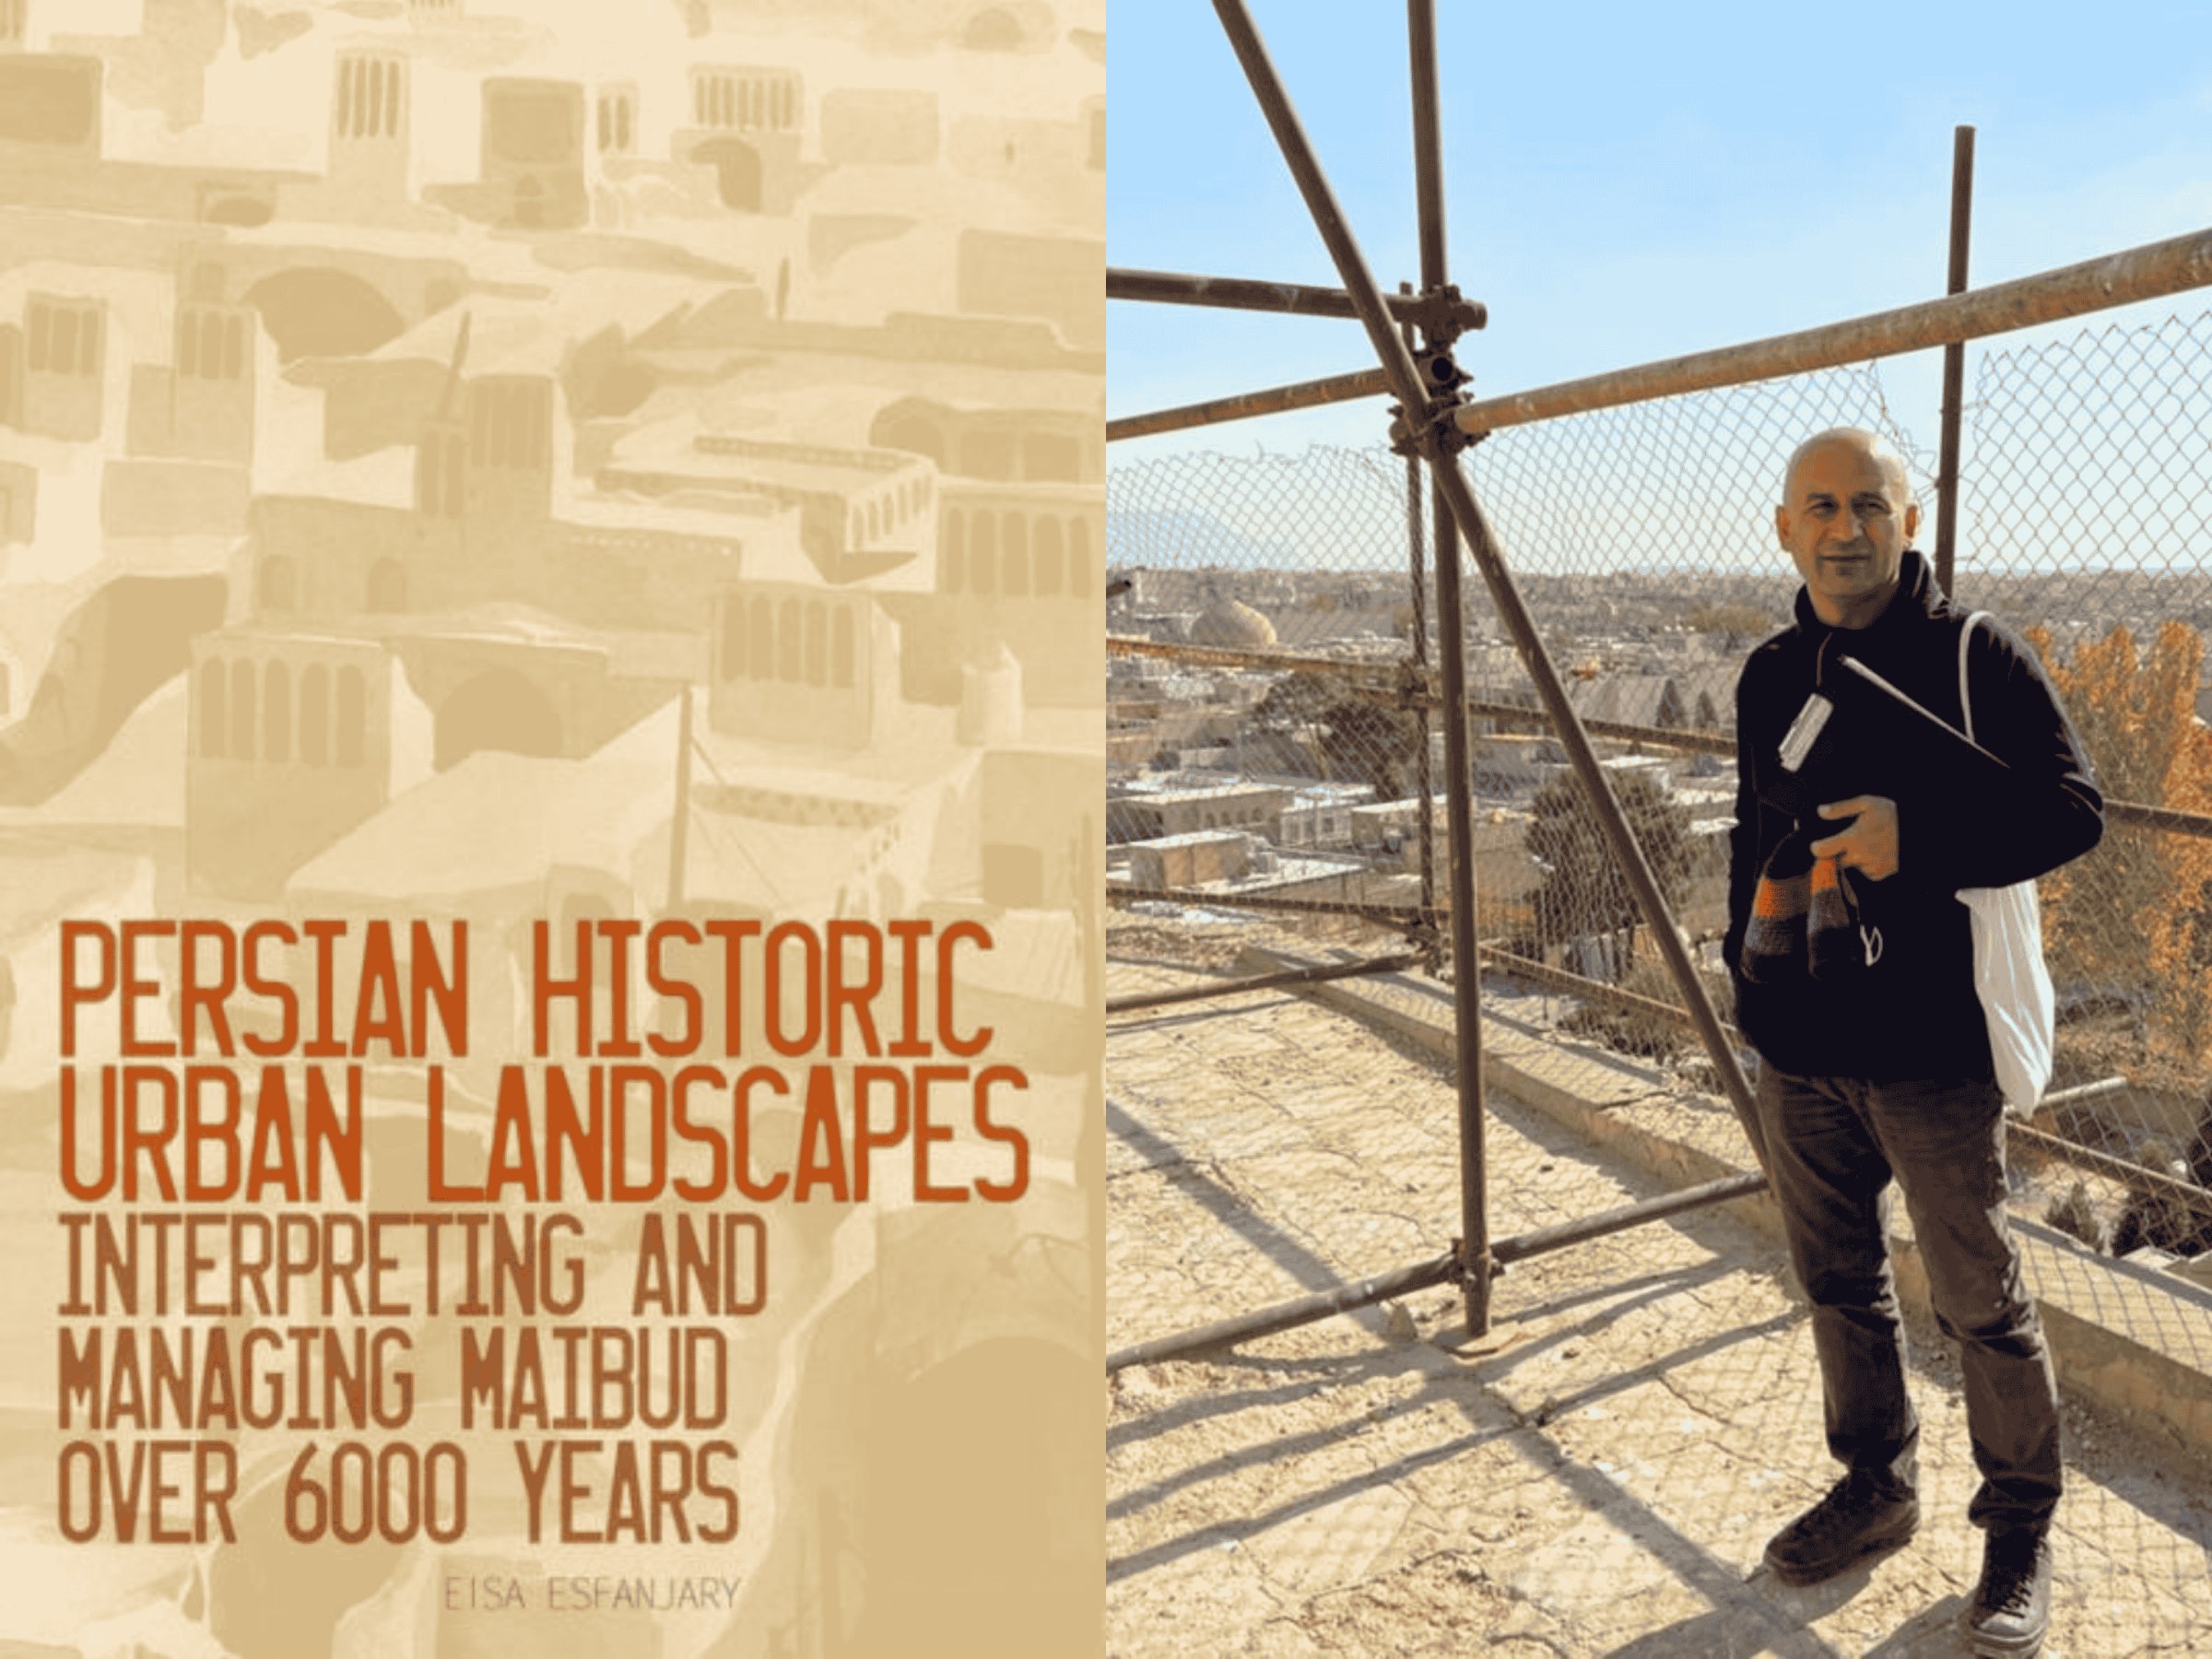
[1190,597,1277,648]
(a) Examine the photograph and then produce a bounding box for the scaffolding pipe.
[1106,1169,1774,1371]
[1111,226,2212,447]
[1108,365,1391,443]
[1453,222,2212,437]
[1474,943,1746,1042]
[1110,632,1402,679]
[1108,266,1485,332]
[1107,1251,1457,1372]
[1401,283,1438,921]
[1207,0,1762,1165]
[1491,1171,1771,1265]
[1445,695,2212,840]
[1107,884,1441,935]
[1405,0,1492,1335]
[1100,1096,2212,1371]
[1105,952,1423,1016]
[1935,125,1976,596]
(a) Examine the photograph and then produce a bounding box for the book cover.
[0,3,1104,1654]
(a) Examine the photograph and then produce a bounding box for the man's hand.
[1811,795,1899,879]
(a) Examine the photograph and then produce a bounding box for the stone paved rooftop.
[1106,942,2212,1657]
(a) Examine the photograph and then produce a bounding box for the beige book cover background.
[0,1,1104,1653]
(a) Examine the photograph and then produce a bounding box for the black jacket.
[1724,550,2103,1080]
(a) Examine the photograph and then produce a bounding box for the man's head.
[1775,428,1920,629]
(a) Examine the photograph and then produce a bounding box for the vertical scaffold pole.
[1935,124,1976,598]
[1406,0,1492,1333]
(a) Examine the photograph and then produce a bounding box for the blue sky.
[1108,3,2212,467]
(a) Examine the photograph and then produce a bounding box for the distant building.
[677,63,806,214]
[1275,782,1372,851]
[1108,782,1288,843]
[422,78,590,230]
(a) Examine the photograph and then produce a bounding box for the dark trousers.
[1753,1067,2062,1534]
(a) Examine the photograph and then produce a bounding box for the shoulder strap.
[1959,611,1989,743]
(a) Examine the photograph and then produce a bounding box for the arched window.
[1034,516,1064,596]
[749,596,772,679]
[721,597,745,678]
[199,660,226,759]
[971,512,996,594]
[229,660,257,759]
[777,597,803,681]
[1002,513,1029,596]
[224,316,245,379]
[805,602,827,687]
[265,662,291,763]
[300,665,329,764]
[943,509,965,592]
[831,608,854,688]
[335,667,366,767]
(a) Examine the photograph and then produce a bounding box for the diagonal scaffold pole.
[1208,0,1763,1205]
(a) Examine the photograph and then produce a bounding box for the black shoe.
[1964,1526,2051,1657]
[1761,1471,1920,1586]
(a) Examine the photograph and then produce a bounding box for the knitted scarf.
[1740,830,1880,982]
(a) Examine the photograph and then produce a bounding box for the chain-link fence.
[1107,312,2212,1380]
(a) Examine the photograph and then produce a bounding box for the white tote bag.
[1955,613,2055,1114]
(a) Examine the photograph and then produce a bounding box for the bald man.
[1724,429,2101,1657]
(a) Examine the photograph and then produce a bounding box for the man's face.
[1774,438,1919,627]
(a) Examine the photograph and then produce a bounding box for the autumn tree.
[2147,637,2212,1069]
[2029,620,2212,1067]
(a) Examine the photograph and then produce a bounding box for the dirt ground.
[1104,931,2212,1658]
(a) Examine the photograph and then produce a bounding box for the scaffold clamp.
[1388,374,1477,459]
